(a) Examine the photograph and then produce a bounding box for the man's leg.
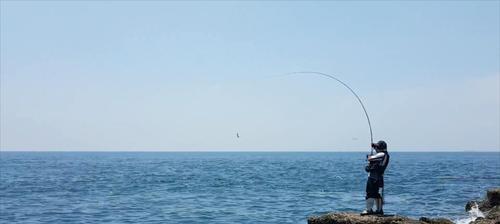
[375,179,384,215]
[361,198,375,215]
[361,178,377,215]
[375,196,383,215]
[366,198,375,211]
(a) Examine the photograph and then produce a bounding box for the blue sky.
[1,1,499,151]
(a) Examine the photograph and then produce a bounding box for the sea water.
[1,152,499,224]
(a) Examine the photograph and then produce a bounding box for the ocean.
[1,152,499,224]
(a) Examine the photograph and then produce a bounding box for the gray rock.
[307,212,452,224]
[467,189,500,212]
[485,189,500,208]
[309,189,500,224]
[467,188,500,224]
[418,217,454,224]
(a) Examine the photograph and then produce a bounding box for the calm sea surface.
[1,152,499,223]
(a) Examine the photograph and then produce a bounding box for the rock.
[486,189,500,208]
[469,216,500,224]
[307,212,452,224]
[418,217,454,224]
[468,189,500,212]
[467,201,480,212]
[485,205,500,219]
[467,188,500,224]
[308,189,500,224]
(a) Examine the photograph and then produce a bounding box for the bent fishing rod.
[283,71,374,155]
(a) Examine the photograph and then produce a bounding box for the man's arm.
[368,152,385,161]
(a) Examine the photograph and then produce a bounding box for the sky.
[1,1,499,151]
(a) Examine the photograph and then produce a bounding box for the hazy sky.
[1,1,499,151]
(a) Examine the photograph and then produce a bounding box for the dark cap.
[373,140,387,151]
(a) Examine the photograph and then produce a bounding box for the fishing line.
[282,71,374,154]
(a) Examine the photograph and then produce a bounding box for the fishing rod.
[283,71,374,155]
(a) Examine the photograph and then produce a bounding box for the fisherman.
[361,140,390,216]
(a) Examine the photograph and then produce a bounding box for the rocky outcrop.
[308,213,415,224]
[307,213,453,224]
[467,188,500,224]
[308,188,500,224]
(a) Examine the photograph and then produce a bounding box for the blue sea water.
[0,152,499,224]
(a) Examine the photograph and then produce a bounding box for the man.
[361,140,390,216]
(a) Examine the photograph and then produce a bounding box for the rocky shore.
[467,189,499,224]
[307,188,499,224]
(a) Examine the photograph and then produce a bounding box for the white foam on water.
[454,202,485,224]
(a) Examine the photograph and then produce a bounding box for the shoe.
[374,209,384,216]
[360,209,374,216]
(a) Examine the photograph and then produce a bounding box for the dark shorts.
[366,177,383,199]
